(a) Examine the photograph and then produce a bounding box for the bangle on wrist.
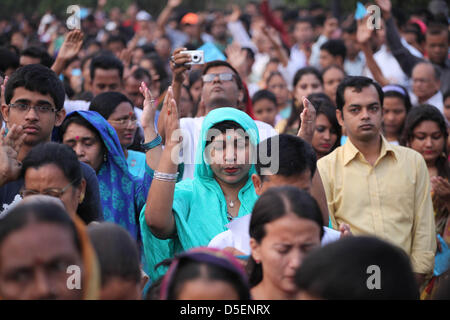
[153,171,179,182]
[142,134,162,152]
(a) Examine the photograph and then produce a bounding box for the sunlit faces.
[176,277,240,300]
[206,131,253,186]
[312,114,338,157]
[202,66,243,110]
[382,96,407,139]
[91,68,122,97]
[0,223,83,300]
[253,98,277,127]
[250,214,321,297]
[409,120,445,164]
[107,102,137,148]
[337,85,382,142]
[252,170,312,196]
[294,74,323,107]
[322,67,344,104]
[1,87,65,147]
[23,164,85,216]
[62,123,105,172]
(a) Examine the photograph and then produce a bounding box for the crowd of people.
[0,0,449,300]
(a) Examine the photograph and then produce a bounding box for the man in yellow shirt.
[317,76,436,284]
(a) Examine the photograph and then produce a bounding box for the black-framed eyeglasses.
[20,180,77,199]
[202,73,234,83]
[9,103,57,115]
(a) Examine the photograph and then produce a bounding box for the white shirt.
[64,100,90,114]
[208,213,341,254]
[410,90,445,115]
[363,45,410,88]
[179,116,278,180]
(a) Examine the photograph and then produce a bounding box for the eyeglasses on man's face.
[202,73,235,83]
[8,103,57,115]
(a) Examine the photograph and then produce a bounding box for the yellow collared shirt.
[318,135,436,274]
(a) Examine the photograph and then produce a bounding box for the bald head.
[412,62,441,103]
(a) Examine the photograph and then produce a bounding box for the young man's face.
[91,68,122,97]
[425,31,448,65]
[253,98,277,127]
[1,87,65,147]
[201,66,243,110]
[125,76,149,109]
[252,169,312,196]
[337,85,382,143]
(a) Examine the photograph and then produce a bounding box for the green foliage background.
[0,0,435,20]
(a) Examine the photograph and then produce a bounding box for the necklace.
[226,197,237,221]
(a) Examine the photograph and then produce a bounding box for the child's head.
[252,89,278,127]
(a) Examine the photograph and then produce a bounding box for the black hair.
[401,104,449,179]
[164,256,251,300]
[285,67,323,132]
[106,34,127,47]
[0,47,19,73]
[336,76,384,112]
[142,53,169,94]
[444,90,450,101]
[0,201,81,255]
[5,64,66,111]
[266,71,285,87]
[242,47,255,61]
[321,64,345,79]
[89,91,134,120]
[295,236,419,299]
[320,39,347,61]
[90,53,124,80]
[188,69,203,89]
[256,134,317,178]
[205,120,246,148]
[252,89,277,106]
[59,113,105,152]
[383,84,412,113]
[130,67,152,82]
[314,100,342,153]
[21,142,82,187]
[247,186,324,287]
[21,46,54,68]
[87,222,141,286]
[202,60,243,90]
[295,16,315,28]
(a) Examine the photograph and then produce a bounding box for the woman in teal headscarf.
[59,110,152,241]
[140,100,260,281]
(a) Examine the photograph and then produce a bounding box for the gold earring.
[79,193,85,204]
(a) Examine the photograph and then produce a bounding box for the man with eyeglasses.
[0,64,102,221]
[411,62,444,115]
[159,50,277,180]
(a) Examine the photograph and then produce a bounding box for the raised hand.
[170,47,192,84]
[168,0,182,9]
[139,81,157,130]
[163,87,181,149]
[225,42,246,72]
[57,29,84,62]
[0,124,26,186]
[356,15,373,45]
[297,97,316,143]
[375,0,392,19]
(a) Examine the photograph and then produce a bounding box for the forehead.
[343,85,380,105]
[413,120,441,132]
[0,223,78,270]
[253,98,276,109]
[93,68,121,82]
[262,214,321,243]
[412,63,434,76]
[63,123,97,139]
[205,65,234,75]
[426,31,448,42]
[10,87,55,106]
[25,163,68,185]
[263,171,312,191]
[324,68,344,79]
[110,102,134,116]
[210,129,248,142]
[298,74,321,85]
